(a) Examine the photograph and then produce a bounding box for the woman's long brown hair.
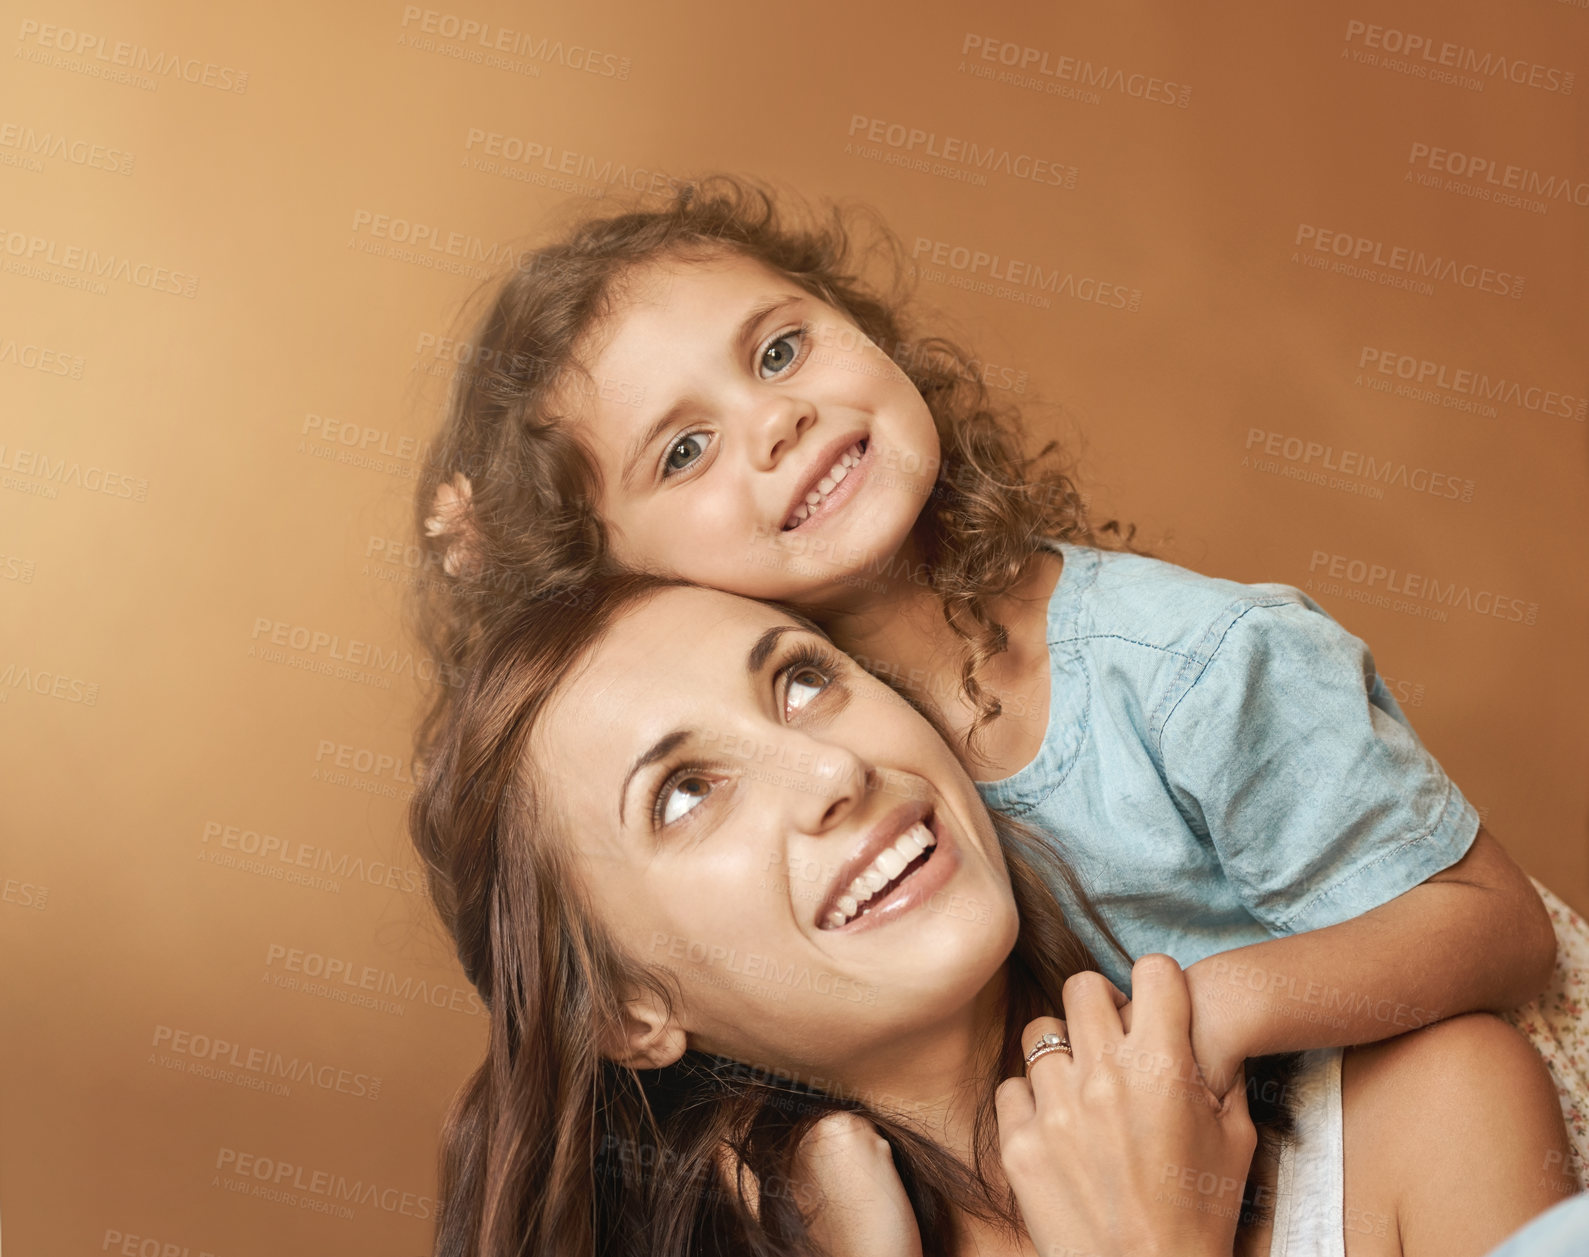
[408,573,1293,1257]
[410,173,1142,769]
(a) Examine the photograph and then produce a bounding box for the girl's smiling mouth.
[782,436,870,532]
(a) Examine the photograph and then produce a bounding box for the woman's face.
[563,251,941,608]
[534,585,1019,1081]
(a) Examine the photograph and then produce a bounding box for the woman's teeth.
[784,440,866,530]
[823,821,936,929]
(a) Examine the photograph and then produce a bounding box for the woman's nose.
[784,741,875,835]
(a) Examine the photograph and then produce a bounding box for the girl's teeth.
[837,893,859,917]
[785,441,866,531]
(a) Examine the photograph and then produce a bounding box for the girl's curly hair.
[411,174,1138,767]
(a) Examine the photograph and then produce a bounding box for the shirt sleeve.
[1157,593,1480,935]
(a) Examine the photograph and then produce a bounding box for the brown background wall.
[2,1,1585,1252]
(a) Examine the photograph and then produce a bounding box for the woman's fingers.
[1218,1062,1256,1134]
[997,964,1257,1257]
[995,1071,1037,1131]
[1126,954,1193,1045]
[1019,1016,1073,1101]
[1061,969,1128,1058]
[1121,955,1212,1101]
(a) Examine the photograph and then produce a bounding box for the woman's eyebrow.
[615,620,821,826]
[617,293,806,488]
[618,729,690,827]
[745,622,800,677]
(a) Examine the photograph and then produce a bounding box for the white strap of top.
[1268,1047,1346,1257]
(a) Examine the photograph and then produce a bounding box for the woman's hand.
[790,1110,923,1257]
[995,954,1258,1257]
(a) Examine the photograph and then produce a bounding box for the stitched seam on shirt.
[987,650,1093,817]
[1269,776,1470,933]
[1151,595,1301,760]
[1048,632,1201,785]
[1048,631,1202,663]
[1148,587,1466,927]
[1047,540,1098,648]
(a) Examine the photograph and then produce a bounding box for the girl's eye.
[759,327,806,378]
[659,773,715,826]
[663,432,709,476]
[784,663,831,716]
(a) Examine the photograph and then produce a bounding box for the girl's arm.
[1182,827,1556,1093]
[1155,593,1545,1090]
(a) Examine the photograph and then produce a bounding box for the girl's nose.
[751,394,817,471]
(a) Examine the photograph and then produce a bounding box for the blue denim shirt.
[975,542,1480,991]
[1480,1194,1589,1257]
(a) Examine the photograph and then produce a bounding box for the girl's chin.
[774,511,919,573]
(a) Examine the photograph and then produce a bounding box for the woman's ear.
[602,986,687,1069]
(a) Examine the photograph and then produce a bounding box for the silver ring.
[1024,1032,1073,1068]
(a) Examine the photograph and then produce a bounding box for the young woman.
[406,573,1575,1256]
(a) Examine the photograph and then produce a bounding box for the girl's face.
[564,252,941,606]
[534,585,1019,1079]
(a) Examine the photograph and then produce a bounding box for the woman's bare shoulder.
[1341,1013,1572,1257]
[1345,1009,1547,1092]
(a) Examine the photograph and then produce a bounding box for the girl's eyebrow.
[621,401,691,488]
[618,293,806,487]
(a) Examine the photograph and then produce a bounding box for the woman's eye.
[664,432,709,475]
[785,665,830,715]
[660,774,714,825]
[759,329,804,378]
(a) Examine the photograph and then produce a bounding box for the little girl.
[413,174,1589,1180]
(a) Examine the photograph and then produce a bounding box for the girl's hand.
[1179,957,1263,1098]
[1187,1011,1249,1100]
[995,955,1258,1257]
[790,1110,923,1257]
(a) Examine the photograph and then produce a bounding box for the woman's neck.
[833,966,1012,1187]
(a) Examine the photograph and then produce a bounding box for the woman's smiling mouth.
[817,806,959,933]
[824,819,934,929]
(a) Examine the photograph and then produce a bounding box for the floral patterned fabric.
[1500,878,1589,1192]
